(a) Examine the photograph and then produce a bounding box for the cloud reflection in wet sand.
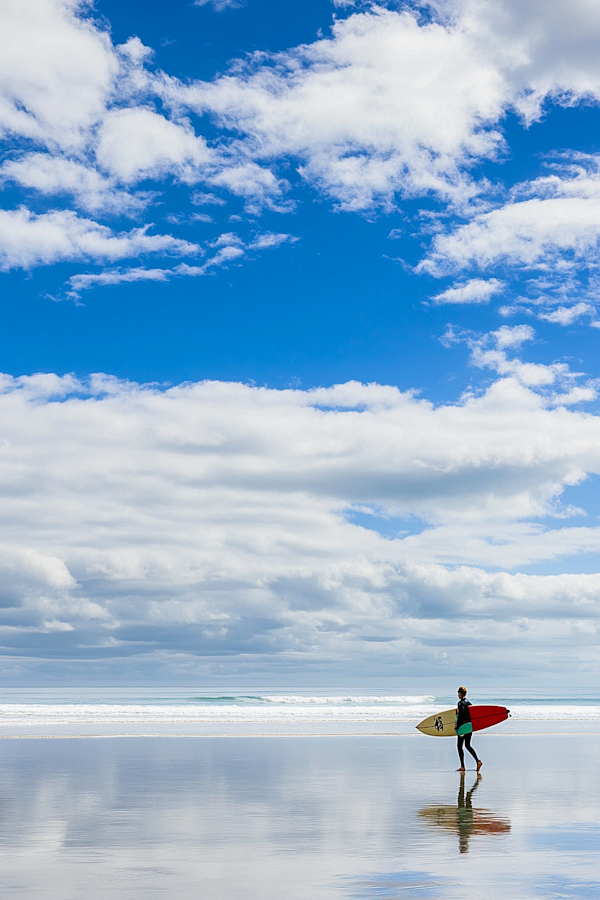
[0,736,598,899]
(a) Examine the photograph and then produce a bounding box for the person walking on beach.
[455,687,482,772]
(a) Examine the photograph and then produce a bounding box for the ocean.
[0,688,599,736]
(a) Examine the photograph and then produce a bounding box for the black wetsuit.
[456,699,479,767]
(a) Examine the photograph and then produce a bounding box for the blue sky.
[2,0,600,685]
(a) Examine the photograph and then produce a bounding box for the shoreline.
[0,726,598,738]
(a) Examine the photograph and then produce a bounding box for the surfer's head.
[458,686,467,697]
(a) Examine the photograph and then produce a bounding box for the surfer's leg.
[457,735,465,769]
[464,733,481,768]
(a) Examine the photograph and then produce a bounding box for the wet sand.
[0,734,597,898]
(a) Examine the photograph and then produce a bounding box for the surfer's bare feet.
[457,767,465,771]
[477,760,483,771]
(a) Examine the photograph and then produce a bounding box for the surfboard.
[416,705,510,737]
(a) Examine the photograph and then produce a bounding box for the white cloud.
[449,324,597,397]
[96,107,213,184]
[421,159,600,273]
[249,232,296,250]
[0,371,597,673]
[430,277,504,305]
[0,0,116,150]
[65,231,296,297]
[0,153,150,215]
[0,1,287,227]
[539,303,595,326]
[2,1,600,676]
[191,192,226,206]
[6,0,600,278]
[208,162,291,212]
[424,194,600,273]
[391,564,600,619]
[155,1,600,213]
[448,0,600,122]
[491,324,534,349]
[387,228,404,240]
[194,0,245,10]
[442,324,598,403]
[164,7,507,210]
[419,160,600,322]
[66,267,174,297]
[0,208,198,270]
[5,0,600,233]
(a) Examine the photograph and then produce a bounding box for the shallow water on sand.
[0,736,598,899]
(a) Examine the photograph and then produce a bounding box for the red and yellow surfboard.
[416,705,509,737]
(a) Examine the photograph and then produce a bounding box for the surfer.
[455,687,482,772]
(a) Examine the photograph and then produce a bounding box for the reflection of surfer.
[418,772,510,853]
[455,686,482,772]
[456,771,480,853]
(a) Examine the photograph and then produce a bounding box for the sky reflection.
[0,736,597,899]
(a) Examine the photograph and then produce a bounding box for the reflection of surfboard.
[416,706,509,737]
[418,803,510,854]
[418,805,511,835]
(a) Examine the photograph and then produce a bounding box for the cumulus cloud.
[0,0,116,150]
[0,208,198,270]
[248,232,296,250]
[165,7,506,210]
[419,158,600,322]
[0,153,150,215]
[5,0,600,289]
[444,323,598,401]
[490,324,534,350]
[95,107,213,184]
[4,0,600,225]
[430,277,504,305]
[65,267,174,297]
[4,1,600,677]
[539,303,595,326]
[208,162,291,212]
[428,161,600,270]
[422,194,600,275]
[0,0,292,210]
[445,0,600,122]
[0,371,597,673]
[155,0,600,213]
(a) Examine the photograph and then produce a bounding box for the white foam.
[0,702,597,726]
[257,695,436,704]
[0,703,436,723]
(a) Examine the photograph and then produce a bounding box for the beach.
[0,734,597,899]
[0,693,598,898]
